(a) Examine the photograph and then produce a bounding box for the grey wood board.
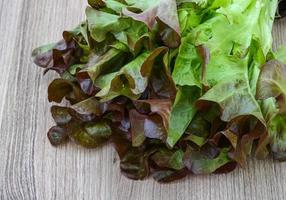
[0,1,286,200]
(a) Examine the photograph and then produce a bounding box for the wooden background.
[0,1,286,199]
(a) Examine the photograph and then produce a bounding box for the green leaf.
[151,149,184,170]
[95,47,167,101]
[82,47,127,82]
[114,20,149,54]
[184,0,277,87]
[86,7,130,42]
[169,150,185,170]
[184,147,232,174]
[104,0,128,13]
[69,64,85,75]
[178,3,203,36]
[167,86,200,147]
[172,34,203,88]
[184,113,211,147]
[269,114,286,161]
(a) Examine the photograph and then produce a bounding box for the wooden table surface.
[1,1,286,200]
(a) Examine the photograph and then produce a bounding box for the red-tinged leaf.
[214,162,237,174]
[184,113,211,148]
[212,130,238,149]
[217,117,267,166]
[111,128,157,180]
[120,148,150,180]
[152,168,189,183]
[133,99,172,131]
[88,0,105,9]
[196,45,210,88]
[156,18,181,48]
[124,0,181,48]
[48,79,89,104]
[110,126,132,157]
[147,52,177,100]
[51,106,72,125]
[47,126,69,146]
[32,29,86,75]
[69,121,112,148]
[129,109,166,147]
[256,60,286,113]
[123,0,181,43]
[76,71,96,95]
[184,144,232,174]
[197,78,266,125]
[69,97,106,121]
[150,148,184,170]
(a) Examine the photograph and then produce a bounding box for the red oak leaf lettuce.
[32,0,286,182]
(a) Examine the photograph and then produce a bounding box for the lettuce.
[33,0,286,182]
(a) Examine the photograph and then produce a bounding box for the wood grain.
[0,1,286,199]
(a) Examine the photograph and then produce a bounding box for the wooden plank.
[0,1,286,199]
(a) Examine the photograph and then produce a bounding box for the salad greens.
[33,0,286,182]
